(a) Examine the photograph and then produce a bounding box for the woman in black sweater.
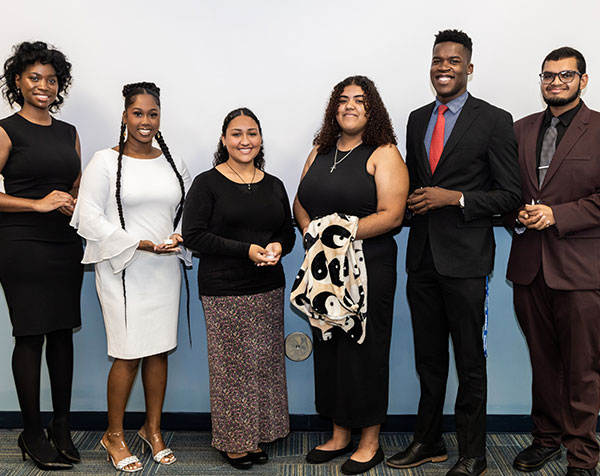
[182,107,295,470]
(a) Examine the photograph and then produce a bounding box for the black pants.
[407,241,487,457]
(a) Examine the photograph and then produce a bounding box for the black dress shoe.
[18,433,73,471]
[513,443,561,472]
[220,451,253,469]
[306,440,353,464]
[566,468,596,476]
[47,419,81,464]
[446,456,487,476]
[248,448,268,464]
[341,447,384,475]
[387,440,448,468]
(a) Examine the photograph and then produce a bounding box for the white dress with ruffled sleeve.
[71,148,191,359]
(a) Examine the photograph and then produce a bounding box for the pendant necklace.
[330,142,361,173]
[226,162,256,190]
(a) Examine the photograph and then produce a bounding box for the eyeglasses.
[539,70,582,84]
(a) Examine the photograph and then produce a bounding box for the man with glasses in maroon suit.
[507,47,600,476]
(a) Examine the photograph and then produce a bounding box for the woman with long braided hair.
[71,82,190,472]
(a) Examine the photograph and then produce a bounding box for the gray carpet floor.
[0,430,575,475]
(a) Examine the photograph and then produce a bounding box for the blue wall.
[0,227,531,415]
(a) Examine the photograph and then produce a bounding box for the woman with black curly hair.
[182,108,295,470]
[294,75,409,474]
[0,41,82,471]
[71,82,190,472]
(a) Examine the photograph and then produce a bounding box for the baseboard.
[0,412,536,432]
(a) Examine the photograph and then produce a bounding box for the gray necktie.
[538,117,560,186]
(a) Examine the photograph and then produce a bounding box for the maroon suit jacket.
[507,102,600,290]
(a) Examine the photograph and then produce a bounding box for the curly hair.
[213,107,265,171]
[0,41,72,112]
[434,29,473,61]
[313,75,396,155]
[115,82,190,340]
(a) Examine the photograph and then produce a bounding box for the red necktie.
[429,104,449,173]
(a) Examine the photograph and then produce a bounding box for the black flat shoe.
[341,447,384,475]
[306,440,354,464]
[221,451,253,469]
[248,449,268,464]
[47,419,81,464]
[18,433,73,470]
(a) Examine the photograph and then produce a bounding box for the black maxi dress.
[297,144,397,428]
[0,113,83,336]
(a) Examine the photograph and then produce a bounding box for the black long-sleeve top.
[182,168,295,296]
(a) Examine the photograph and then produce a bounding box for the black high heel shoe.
[18,432,73,470]
[47,419,81,463]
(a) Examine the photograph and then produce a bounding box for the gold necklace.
[226,162,256,190]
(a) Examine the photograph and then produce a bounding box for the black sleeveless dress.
[0,113,83,336]
[297,144,397,428]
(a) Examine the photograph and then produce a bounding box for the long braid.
[116,121,128,326]
[115,121,127,229]
[155,131,185,227]
[155,130,192,345]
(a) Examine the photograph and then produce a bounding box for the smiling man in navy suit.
[386,30,521,476]
[507,47,600,476]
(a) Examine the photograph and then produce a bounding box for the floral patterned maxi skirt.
[201,287,289,453]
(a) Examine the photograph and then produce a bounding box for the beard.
[543,87,580,107]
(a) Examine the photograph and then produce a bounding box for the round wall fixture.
[285,331,313,361]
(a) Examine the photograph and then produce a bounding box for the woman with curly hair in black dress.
[294,75,409,474]
[0,41,82,471]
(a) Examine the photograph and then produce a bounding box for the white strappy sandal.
[137,430,176,465]
[100,434,143,473]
